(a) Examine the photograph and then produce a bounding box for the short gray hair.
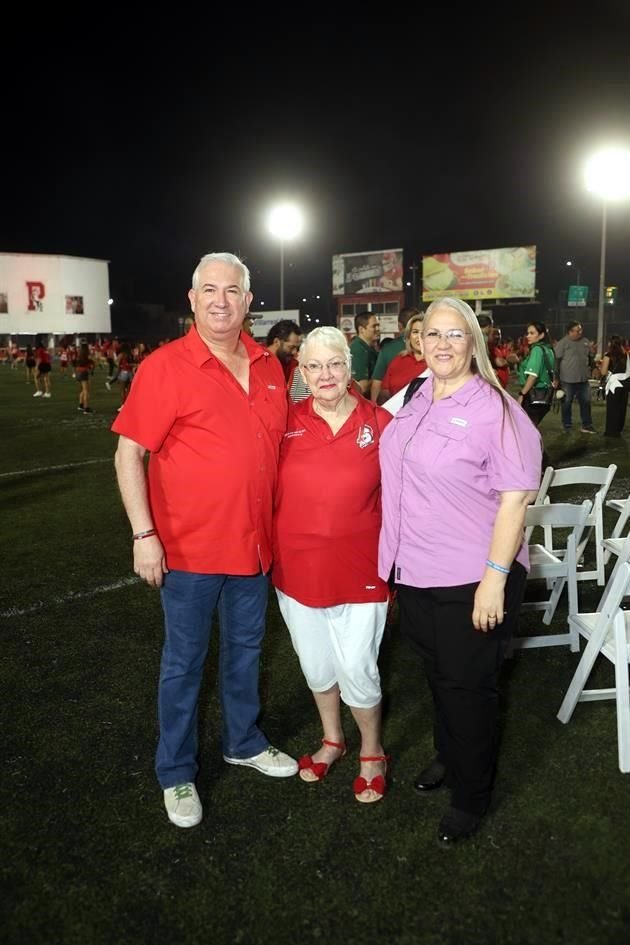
[298,326,351,371]
[191,253,251,292]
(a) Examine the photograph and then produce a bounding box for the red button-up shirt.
[112,325,287,574]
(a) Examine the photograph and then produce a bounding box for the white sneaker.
[43,392,51,398]
[163,783,202,828]
[223,745,298,778]
[105,381,111,390]
[33,391,43,397]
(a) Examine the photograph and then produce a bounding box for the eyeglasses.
[303,359,347,376]
[422,329,471,345]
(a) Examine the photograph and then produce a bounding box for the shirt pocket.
[261,383,289,434]
[408,418,471,467]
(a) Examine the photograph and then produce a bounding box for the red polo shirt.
[272,392,392,606]
[112,326,287,574]
[381,353,427,396]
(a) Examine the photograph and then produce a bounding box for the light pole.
[584,146,630,355]
[266,203,304,310]
[566,260,581,286]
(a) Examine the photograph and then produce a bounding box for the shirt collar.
[182,323,268,368]
[414,373,483,406]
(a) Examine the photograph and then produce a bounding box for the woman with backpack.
[517,321,556,427]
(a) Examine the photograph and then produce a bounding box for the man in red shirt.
[112,252,297,829]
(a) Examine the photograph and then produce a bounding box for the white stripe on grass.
[0,577,141,618]
[0,458,112,479]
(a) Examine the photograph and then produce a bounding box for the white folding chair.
[557,537,630,773]
[604,494,630,565]
[525,464,617,585]
[514,500,592,651]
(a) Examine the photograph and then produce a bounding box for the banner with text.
[333,249,403,296]
[422,246,536,301]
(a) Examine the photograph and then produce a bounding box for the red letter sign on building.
[26,281,45,311]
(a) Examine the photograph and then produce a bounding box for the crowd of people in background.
[5,250,629,848]
[2,314,629,438]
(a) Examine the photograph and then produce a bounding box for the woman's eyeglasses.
[303,359,347,376]
[421,329,471,345]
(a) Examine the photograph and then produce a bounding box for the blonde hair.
[404,313,425,356]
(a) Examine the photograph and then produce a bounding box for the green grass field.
[2,365,630,945]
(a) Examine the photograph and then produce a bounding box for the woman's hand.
[472,573,506,632]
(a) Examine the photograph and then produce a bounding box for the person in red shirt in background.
[76,342,95,412]
[379,313,427,401]
[33,341,52,398]
[272,326,392,804]
[477,314,510,389]
[112,252,297,830]
[488,327,512,389]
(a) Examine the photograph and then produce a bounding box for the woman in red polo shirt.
[272,326,392,804]
[379,313,426,400]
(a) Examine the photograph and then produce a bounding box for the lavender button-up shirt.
[378,374,542,588]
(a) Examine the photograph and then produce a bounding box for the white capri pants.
[276,589,388,709]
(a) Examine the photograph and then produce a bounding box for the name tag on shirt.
[450,417,468,427]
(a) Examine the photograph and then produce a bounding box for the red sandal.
[353,754,390,803]
[298,738,346,782]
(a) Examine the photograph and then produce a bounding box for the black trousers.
[604,386,629,437]
[397,563,527,816]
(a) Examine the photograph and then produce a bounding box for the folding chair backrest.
[525,500,592,533]
[529,464,617,584]
[593,536,630,616]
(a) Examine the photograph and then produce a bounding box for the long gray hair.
[424,297,511,405]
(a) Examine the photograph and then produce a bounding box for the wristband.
[133,528,157,541]
[486,559,510,575]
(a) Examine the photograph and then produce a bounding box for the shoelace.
[265,747,279,757]
[173,784,193,801]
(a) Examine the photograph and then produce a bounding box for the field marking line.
[0,577,141,618]
[0,458,112,479]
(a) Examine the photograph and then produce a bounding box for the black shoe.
[437,807,482,846]
[414,758,446,793]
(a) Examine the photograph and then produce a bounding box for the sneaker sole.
[222,755,298,778]
[167,810,202,828]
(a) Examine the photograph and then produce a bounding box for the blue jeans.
[156,570,270,788]
[561,381,593,430]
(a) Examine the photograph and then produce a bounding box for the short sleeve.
[524,346,544,378]
[372,347,389,381]
[486,401,542,493]
[351,341,369,381]
[111,355,178,452]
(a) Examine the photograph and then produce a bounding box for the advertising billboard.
[333,249,403,296]
[0,253,111,334]
[422,246,536,301]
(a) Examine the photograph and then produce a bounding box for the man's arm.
[114,435,168,587]
[350,341,371,395]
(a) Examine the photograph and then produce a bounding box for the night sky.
[3,6,630,322]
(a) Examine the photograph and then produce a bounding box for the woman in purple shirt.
[379,297,542,846]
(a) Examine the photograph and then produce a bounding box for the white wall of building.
[249,309,300,341]
[0,253,111,336]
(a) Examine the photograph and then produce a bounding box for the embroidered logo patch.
[356,423,375,448]
[284,428,306,439]
[450,417,468,427]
